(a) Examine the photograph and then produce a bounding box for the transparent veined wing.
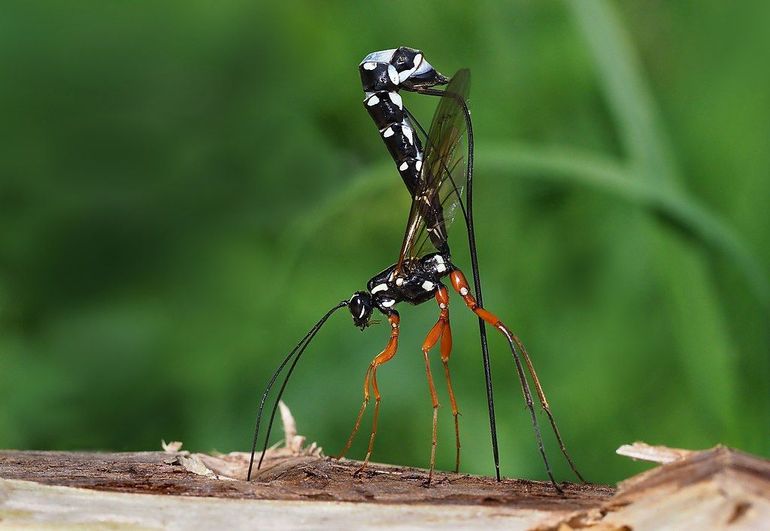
[395,69,470,274]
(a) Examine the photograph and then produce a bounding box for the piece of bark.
[548,445,770,530]
[0,450,609,508]
[615,441,694,464]
[0,450,610,530]
[2,444,768,529]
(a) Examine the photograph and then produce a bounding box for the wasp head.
[348,291,374,330]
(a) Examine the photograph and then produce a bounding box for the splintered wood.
[0,436,768,529]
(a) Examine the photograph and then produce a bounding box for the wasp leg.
[439,298,461,475]
[420,306,441,485]
[337,313,400,476]
[421,286,461,485]
[509,332,586,483]
[449,269,581,491]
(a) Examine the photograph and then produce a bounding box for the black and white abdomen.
[359,47,447,197]
[361,82,423,196]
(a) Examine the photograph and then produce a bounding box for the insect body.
[359,47,450,254]
[247,47,584,489]
[350,253,451,328]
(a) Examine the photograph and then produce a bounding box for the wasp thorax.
[348,291,374,329]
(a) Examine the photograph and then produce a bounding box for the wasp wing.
[395,68,470,273]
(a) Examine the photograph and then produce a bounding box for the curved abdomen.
[363,91,423,197]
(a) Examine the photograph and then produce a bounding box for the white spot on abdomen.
[389,92,403,109]
[421,280,435,291]
[381,298,395,308]
[382,127,394,138]
[366,95,380,106]
[363,62,377,71]
[371,283,388,294]
[399,161,409,171]
[403,127,414,145]
[387,65,399,85]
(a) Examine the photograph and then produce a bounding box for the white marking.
[387,65,399,85]
[388,92,403,109]
[366,95,380,106]
[460,287,469,296]
[371,283,388,294]
[395,277,404,287]
[415,160,422,171]
[358,306,366,319]
[433,256,447,273]
[403,127,414,145]
[421,280,435,291]
[398,67,415,83]
[361,49,396,64]
[439,303,447,309]
[391,322,398,328]
[399,161,409,171]
[363,62,377,71]
[414,58,435,77]
[398,54,422,83]
[382,127,394,138]
[381,298,395,308]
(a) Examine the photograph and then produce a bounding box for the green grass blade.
[568,0,753,440]
[481,143,770,306]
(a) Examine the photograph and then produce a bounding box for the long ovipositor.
[358,47,447,197]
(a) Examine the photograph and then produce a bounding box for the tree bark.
[1,444,768,529]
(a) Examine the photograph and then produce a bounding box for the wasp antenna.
[255,302,347,471]
[247,300,348,481]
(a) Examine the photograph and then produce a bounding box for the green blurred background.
[1,1,768,485]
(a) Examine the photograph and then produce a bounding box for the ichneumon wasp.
[247,47,585,490]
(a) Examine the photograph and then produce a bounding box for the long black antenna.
[247,300,348,481]
[416,83,501,481]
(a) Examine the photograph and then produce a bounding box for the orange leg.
[337,312,400,476]
[421,287,461,483]
[440,321,461,474]
[450,269,584,488]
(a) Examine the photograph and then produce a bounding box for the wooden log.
[0,449,609,529]
[1,444,768,529]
